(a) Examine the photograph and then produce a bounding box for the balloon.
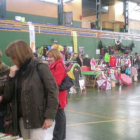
[52,44,59,49]
[58,45,64,52]
[47,46,51,50]
[118,35,121,40]
[68,48,72,54]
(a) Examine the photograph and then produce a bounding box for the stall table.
[81,71,101,87]
[81,71,96,75]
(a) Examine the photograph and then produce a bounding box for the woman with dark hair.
[76,53,83,67]
[47,49,67,140]
[0,40,59,140]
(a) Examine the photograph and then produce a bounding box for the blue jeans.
[0,116,5,133]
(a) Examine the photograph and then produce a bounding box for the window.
[0,0,6,18]
[63,12,73,26]
[129,2,140,21]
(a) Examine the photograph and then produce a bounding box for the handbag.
[4,104,13,135]
[59,64,74,91]
[59,75,74,91]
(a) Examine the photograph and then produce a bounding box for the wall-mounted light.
[38,0,58,4]
[52,39,59,43]
[63,0,73,3]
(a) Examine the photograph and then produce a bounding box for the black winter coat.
[2,58,59,135]
[83,58,91,67]
[76,57,82,67]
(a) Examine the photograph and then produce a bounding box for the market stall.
[0,133,23,140]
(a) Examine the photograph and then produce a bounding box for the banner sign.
[28,22,35,52]
[72,31,78,53]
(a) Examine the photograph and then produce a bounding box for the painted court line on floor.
[67,120,140,127]
[66,109,115,120]
[66,109,140,125]
[127,95,140,100]
[67,120,117,127]
[67,96,114,101]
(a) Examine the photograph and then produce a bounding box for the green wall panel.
[120,28,124,32]
[6,11,58,25]
[6,11,82,27]
[102,28,114,31]
[0,31,29,66]
[130,40,140,54]
[36,34,73,47]
[73,21,82,27]
[78,37,98,59]
[0,30,140,66]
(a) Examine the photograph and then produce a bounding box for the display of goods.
[81,66,91,71]
[119,74,132,86]
[0,133,23,140]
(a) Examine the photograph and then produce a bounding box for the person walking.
[47,49,67,140]
[0,40,59,140]
[0,50,9,133]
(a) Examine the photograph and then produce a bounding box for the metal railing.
[0,19,140,41]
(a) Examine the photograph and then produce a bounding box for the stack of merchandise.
[0,133,23,140]
[97,72,111,90]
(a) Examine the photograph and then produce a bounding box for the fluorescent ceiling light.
[39,0,58,4]
[63,0,73,2]
[38,0,73,4]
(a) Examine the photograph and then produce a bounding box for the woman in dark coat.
[0,40,59,140]
[76,53,83,67]
[83,54,91,67]
[47,49,67,140]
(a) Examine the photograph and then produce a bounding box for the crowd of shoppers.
[47,49,67,140]
[1,39,140,140]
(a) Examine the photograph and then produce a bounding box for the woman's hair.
[5,40,33,66]
[47,49,62,61]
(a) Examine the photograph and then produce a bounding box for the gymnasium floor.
[46,82,140,140]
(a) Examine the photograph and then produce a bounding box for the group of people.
[75,53,91,67]
[0,40,67,140]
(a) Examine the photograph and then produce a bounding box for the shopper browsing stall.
[83,54,91,67]
[0,40,59,140]
[47,49,67,140]
[76,53,83,67]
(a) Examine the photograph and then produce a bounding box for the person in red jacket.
[47,49,67,140]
